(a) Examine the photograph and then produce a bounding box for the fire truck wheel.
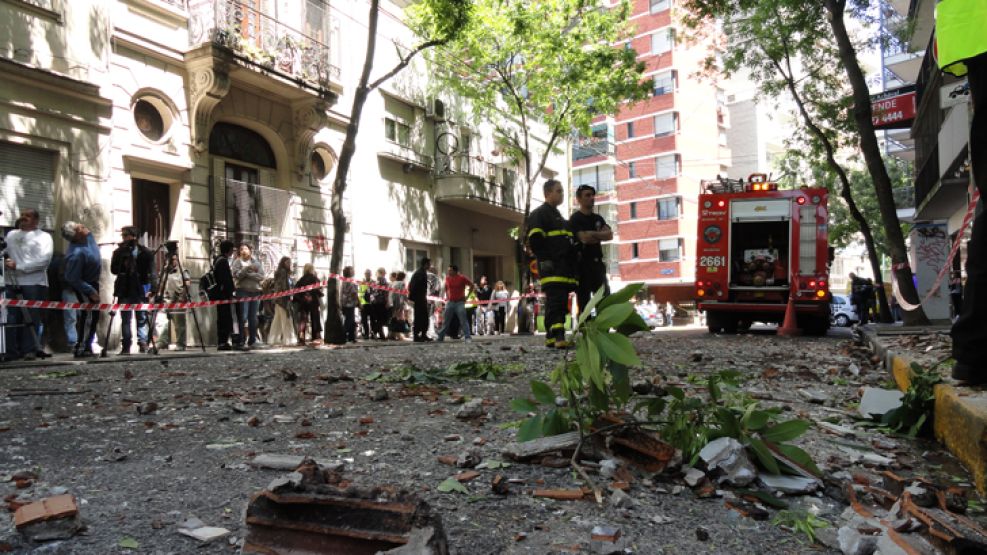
[737,320,752,332]
[800,316,830,337]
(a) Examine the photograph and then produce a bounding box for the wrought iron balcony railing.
[188,0,339,90]
[572,139,613,161]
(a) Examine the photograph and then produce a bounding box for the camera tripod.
[145,243,206,354]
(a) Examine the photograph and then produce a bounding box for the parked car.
[830,294,859,327]
[635,304,665,329]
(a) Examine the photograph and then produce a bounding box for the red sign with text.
[871,87,916,130]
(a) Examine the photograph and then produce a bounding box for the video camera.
[165,240,179,255]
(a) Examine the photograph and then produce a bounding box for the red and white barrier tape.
[1,272,541,312]
[892,190,980,312]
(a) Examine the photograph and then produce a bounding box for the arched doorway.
[208,122,283,248]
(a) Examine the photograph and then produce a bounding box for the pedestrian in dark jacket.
[61,221,101,357]
[294,263,324,344]
[213,240,245,350]
[408,257,431,342]
[110,226,155,354]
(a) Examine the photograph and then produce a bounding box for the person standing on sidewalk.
[408,257,431,342]
[3,209,53,361]
[213,240,244,351]
[294,263,323,345]
[110,226,155,354]
[338,266,359,343]
[155,253,189,352]
[492,280,510,335]
[358,269,373,340]
[436,265,473,343]
[569,184,613,316]
[61,221,101,358]
[232,244,264,347]
[938,0,987,384]
[527,179,579,348]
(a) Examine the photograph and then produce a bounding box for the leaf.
[365,371,382,382]
[585,336,604,391]
[593,331,641,366]
[715,407,742,439]
[773,443,822,477]
[736,489,789,509]
[118,537,139,549]
[588,382,609,412]
[748,437,780,474]
[530,380,556,405]
[593,303,634,330]
[576,284,608,328]
[517,415,544,442]
[597,283,643,311]
[908,413,927,438]
[477,459,511,469]
[615,310,650,335]
[610,362,632,407]
[746,410,771,431]
[511,398,538,413]
[437,477,469,494]
[542,409,567,436]
[760,419,811,443]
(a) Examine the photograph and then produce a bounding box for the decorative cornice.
[293,98,332,177]
[186,56,230,153]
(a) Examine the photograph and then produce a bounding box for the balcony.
[434,154,523,221]
[377,141,434,171]
[188,0,340,99]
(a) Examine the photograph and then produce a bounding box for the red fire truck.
[695,174,832,335]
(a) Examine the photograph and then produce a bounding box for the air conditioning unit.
[425,97,445,119]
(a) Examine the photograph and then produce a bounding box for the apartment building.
[0,0,562,346]
[571,0,728,302]
[882,0,971,321]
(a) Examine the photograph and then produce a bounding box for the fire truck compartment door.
[730,199,791,221]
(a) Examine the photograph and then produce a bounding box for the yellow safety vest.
[936,0,987,76]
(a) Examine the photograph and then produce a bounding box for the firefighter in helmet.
[939,0,987,384]
[527,179,579,348]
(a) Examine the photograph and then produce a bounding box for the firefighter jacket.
[936,0,987,76]
[527,202,579,288]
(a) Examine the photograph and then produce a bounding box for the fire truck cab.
[695,174,831,335]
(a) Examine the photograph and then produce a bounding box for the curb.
[862,326,987,494]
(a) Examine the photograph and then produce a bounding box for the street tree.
[410,0,650,301]
[681,0,927,324]
[323,0,472,344]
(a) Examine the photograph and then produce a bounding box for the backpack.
[199,259,219,299]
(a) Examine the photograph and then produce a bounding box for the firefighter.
[939,0,987,384]
[527,179,579,348]
[570,184,614,315]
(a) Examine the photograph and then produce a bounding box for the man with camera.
[3,209,53,361]
[61,221,101,358]
[110,226,155,354]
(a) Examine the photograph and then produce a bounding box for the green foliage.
[437,477,469,494]
[367,360,516,384]
[513,284,646,441]
[882,361,943,437]
[772,509,830,544]
[410,0,650,217]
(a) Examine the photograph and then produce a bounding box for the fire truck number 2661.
[699,255,727,268]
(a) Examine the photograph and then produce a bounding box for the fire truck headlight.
[797,197,807,205]
[816,290,826,298]
[809,280,816,288]
[697,289,705,297]
[717,200,725,208]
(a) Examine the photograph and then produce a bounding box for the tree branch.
[368,39,446,91]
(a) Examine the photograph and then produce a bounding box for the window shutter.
[0,142,55,230]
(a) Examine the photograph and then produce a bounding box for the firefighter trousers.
[543,283,573,345]
[576,261,609,316]
[952,53,987,373]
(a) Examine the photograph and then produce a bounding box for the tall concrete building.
[0,0,564,347]
[571,0,729,302]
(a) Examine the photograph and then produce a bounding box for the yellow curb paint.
[933,384,987,494]
[889,352,987,494]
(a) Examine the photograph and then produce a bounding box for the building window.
[659,238,681,262]
[627,121,634,138]
[653,70,677,96]
[574,166,615,193]
[597,202,617,226]
[210,122,277,168]
[628,161,637,178]
[632,242,640,259]
[650,0,670,13]
[654,112,677,137]
[651,28,675,55]
[655,154,678,179]
[657,197,681,220]
[385,117,411,147]
[405,246,429,272]
[630,202,638,219]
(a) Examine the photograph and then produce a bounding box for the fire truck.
[695,174,832,335]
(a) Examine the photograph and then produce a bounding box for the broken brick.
[13,494,82,541]
[358,416,374,425]
[454,471,480,482]
[532,489,585,501]
[591,525,621,542]
[491,474,509,495]
[436,455,457,466]
[725,499,769,521]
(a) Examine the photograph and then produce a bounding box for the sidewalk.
[862,323,987,494]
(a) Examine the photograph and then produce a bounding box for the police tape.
[892,189,980,312]
[0,273,541,312]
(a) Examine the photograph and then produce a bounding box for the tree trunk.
[773,59,892,323]
[824,0,929,325]
[324,0,382,344]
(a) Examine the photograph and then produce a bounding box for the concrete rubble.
[698,437,757,487]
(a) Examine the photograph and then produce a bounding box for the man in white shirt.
[4,209,53,361]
